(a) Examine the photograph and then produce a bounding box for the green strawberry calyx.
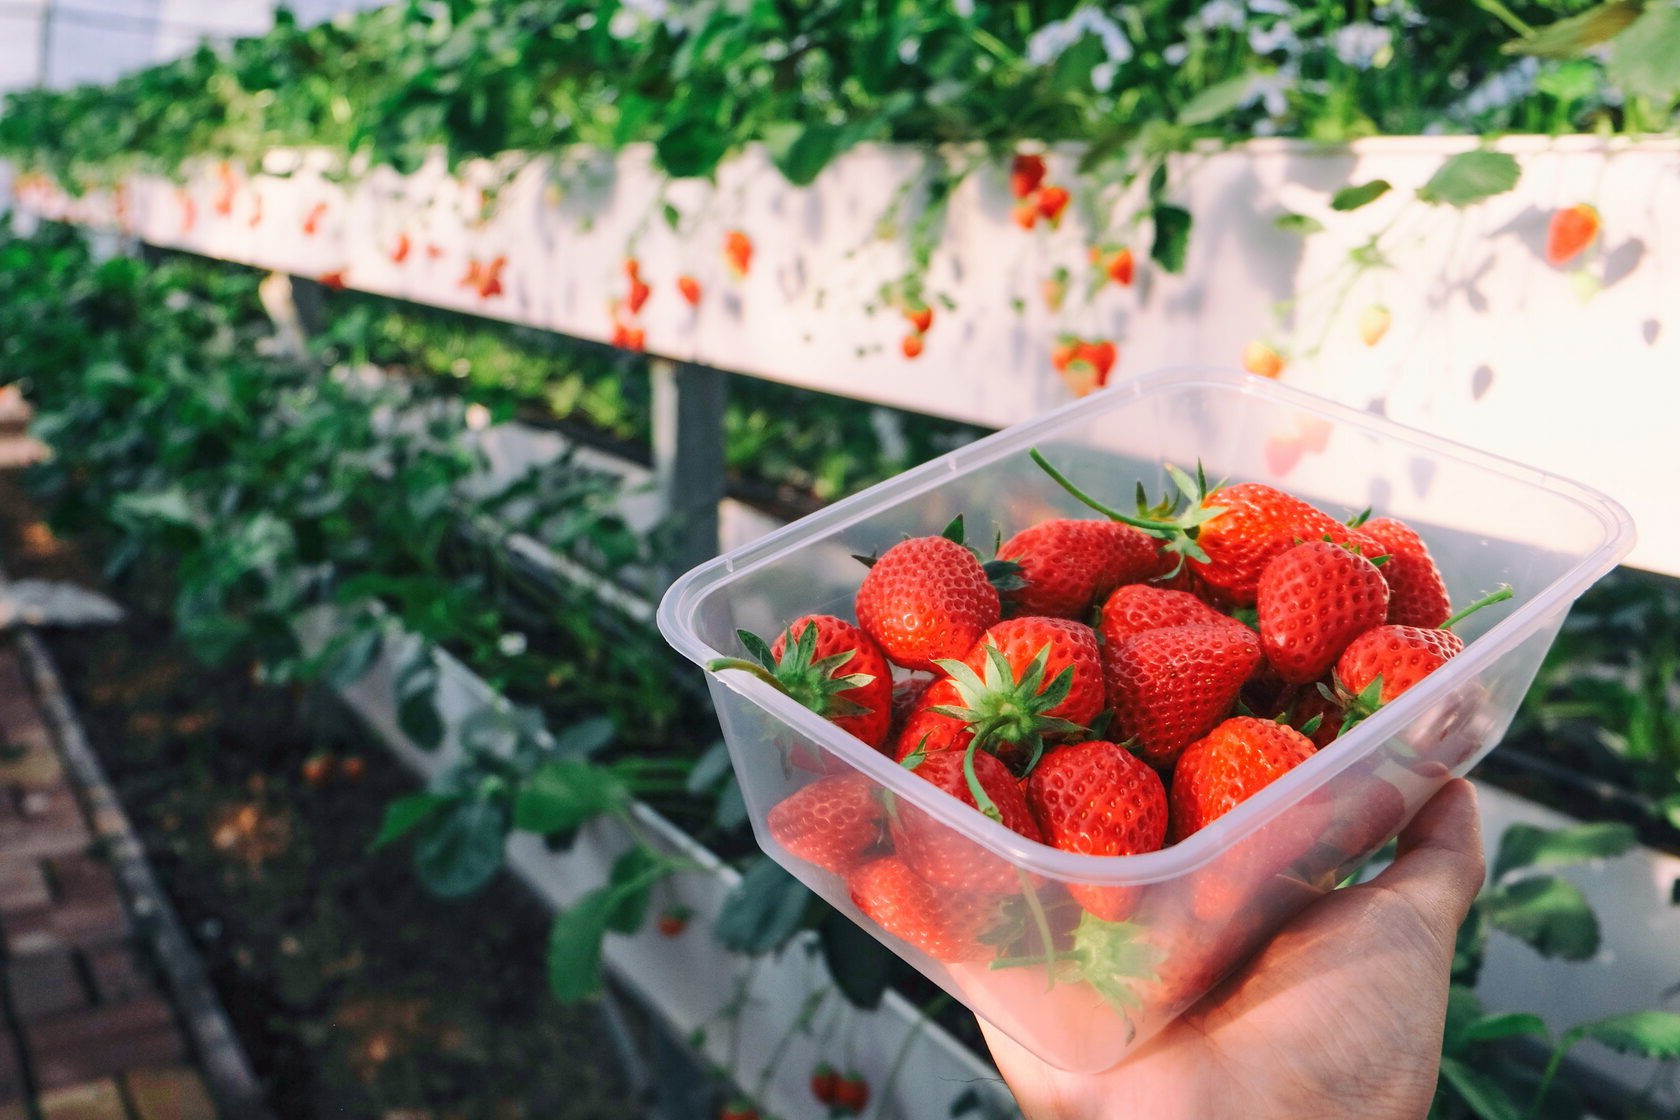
[1029,449,1227,573]
[706,624,875,720]
[928,643,1086,777]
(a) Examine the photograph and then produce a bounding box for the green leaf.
[1416,151,1522,208]
[1608,1,1680,104]
[1503,0,1645,58]
[369,791,448,851]
[714,856,811,954]
[1491,820,1637,882]
[764,121,850,187]
[1575,1010,1680,1058]
[1149,204,1192,274]
[513,758,627,834]
[1330,179,1392,211]
[1178,72,1258,127]
[602,847,660,935]
[817,905,891,1010]
[1274,212,1326,235]
[1464,1011,1550,1045]
[323,626,383,690]
[554,714,617,758]
[1438,1056,1525,1120]
[547,888,615,1002]
[413,794,509,898]
[1482,875,1600,960]
[113,487,200,529]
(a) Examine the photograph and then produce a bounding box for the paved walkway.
[0,634,246,1120]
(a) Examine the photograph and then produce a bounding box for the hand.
[981,778,1486,1120]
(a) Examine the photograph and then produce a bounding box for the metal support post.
[650,358,726,590]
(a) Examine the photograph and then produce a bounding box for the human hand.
[981,777,1486,1120]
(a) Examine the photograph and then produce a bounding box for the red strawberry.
[1096,583,1234,643]
[718,1100,759,1120]
[724,229,753,278]
[901,333,924,359]
[767,774,884,876]
[1168,716,1317,842]
[1038,185,1072,226]
[1545,203,1600,267]
[958,616,1106,732]
[677,274,702,305]
[656,906,691,936]
[708,615,893,748]
[855,531,1000,673]
[847,855,998,963]
[1335,624,1464,707]
[1192,482,1344,605]
[391,233,412,264]
[833,1073,870,1114]
[893,740,1043,895]
[997,518,1160,619]
[1076,339,1117,383]
[1103,623,1263,767]
[810,1065,839,1105]
[1358,516,1451,628]
[904,304,933,333]
[623,257,640,281]
[303,201,327,236]
[1105,246,1135,287]
[1010,153,1048,200]
[1257,540,1390,684]
[891,675,972,762]
[1050,337,1078,373]
[627,277,651,313]
[318,269,347,291]
[1026,739,1168,921]
[1012,201,1040,230]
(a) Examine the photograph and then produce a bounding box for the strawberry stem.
[962,740,1004,824]
[1028,448,1221,565]
[1442,584,1515,630]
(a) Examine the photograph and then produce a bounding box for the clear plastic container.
[656,367,1636,1073]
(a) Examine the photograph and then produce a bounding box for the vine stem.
[867,992,952,1120]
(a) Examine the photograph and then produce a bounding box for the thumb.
[1365,778,1487,942]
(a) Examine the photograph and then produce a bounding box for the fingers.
[1369,777,1487,934]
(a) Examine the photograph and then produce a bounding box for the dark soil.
[0,469,653,1120]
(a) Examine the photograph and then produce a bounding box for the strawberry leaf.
[1416,151,1521,208]
[1330,179,1392,211]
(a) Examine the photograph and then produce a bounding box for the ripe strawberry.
[1359,516,1451,628]
[834,1072,870,1114]
[1096,583,1235,643]
[901,333,924,359]
[891,674,972,761]
[855,530,1000,673]
[339,755,366,781]
[847,854,998,963]
[610,323,646,351]
[178,192,197,233]
[959,616,1106,731]
[1241,340,1284,379]
[627,277,651,314]
[390,233,412,264]
[1012,201,1040,230]
[708,615,893,748]
[1168,716,1317,842]
[724,229,753,278]
[1545,203,1600,267]
[810,1064,839,1105]
[996,518,1160,619]
[1192,482,1345,606]
[718,1100,759,1120]
[623,257,640,281]
[1256,540,1390,683]
[1050,336,1078,373]
[1335,623,1464,709]
[1104,246,1135,287]
[1103,623,1263,766]
[1010,153,1048,200]
[1358,303,1391,346]
[677,274,702,305]
[767,774,884,876]
[1076,339,1118,382]
[656,906,691,936]
[318,270,348,291]
[303,201,327,236]
[904,304,933,333]
[900,748,1041,900]
[1038,185,1072,226]
[302,753,335,787]
[1026,739,1168,920]
[477,255,506,298]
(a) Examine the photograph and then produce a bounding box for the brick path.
[0,638,233,1120]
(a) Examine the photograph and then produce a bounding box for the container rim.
[656,365,1637,882]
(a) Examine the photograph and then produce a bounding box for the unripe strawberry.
[1358,304,1391,346]
[1242,340,1285,379]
